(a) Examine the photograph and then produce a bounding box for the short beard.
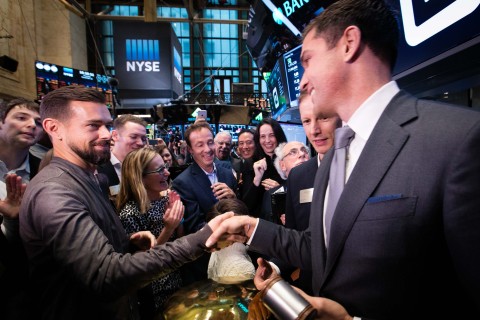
[71,141,111,165]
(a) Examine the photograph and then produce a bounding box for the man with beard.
[19,86,234,320]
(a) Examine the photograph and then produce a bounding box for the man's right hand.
[0,174,26,219]
[205,215,256,250]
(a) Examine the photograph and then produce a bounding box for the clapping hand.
[163,190,184,231]
[0,174,26,219]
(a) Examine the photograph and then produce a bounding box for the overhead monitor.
[283,45,303,107]
[217,124,248,142]
[279,122,307,145]
[266,58,289,120]
[35,60,113,107]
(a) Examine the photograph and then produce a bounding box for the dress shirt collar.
[346,81,400,141]
[201,162,218,184]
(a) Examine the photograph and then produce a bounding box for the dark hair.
[253,118,287,160]
[206,198,249,222]
[0,98,39,122]
[303,0,399,71]
[154,143,180,167]
[40,85,106,121]
[113,114,147,130]
[184,122,214,148]
[237,128,255,140]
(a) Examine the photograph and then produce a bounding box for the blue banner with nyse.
[113,21,183,102]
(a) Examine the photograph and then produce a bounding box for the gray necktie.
[325,126,355,245]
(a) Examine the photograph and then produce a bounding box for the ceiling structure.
[59,0,251,24]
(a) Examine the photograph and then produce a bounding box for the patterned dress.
[119,198,182,312]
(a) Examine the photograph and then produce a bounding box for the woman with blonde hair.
[116,147,184,318]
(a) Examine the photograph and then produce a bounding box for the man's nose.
[299,75,308,92]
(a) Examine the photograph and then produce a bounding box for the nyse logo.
[400,0,480,46]
[125,39,161,72]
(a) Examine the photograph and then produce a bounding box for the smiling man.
[19,86,232,320]
[98,114,147,197]
[0,98,42,320]
[172,121,237,285]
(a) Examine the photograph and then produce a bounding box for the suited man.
[172,121,237,284]
[232,128,256,195]
[97,114,147,197]
[207,1,480,319]
[270,94,339,294]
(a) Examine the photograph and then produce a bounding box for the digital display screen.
[218,124,248,142]
[392,0,480,75]
[183,123,217,136]
[279,122,306,144]
[35,60,113,107]
[266,58,289,120]
[283,45,303,107]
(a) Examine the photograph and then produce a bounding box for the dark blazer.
[249,91,480,319]
[171,160,237,285]
[280,156,318,295]
[284,157,318,231]
[97,161,120,195]
[172,160,237,235]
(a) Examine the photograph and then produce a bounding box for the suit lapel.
[310,148,332,292]
[321,92,418,287]
[191,162,217,203]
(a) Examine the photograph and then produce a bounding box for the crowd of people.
[1,0,480,319]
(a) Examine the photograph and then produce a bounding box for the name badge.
[299,188,313,203]
[109,184,120,196]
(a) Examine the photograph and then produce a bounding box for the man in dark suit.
[270,94,339,295]
[207,1,480,318]
[172,121,237,284]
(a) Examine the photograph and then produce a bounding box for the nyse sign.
[126,61,160,72]
[125,39,161,72]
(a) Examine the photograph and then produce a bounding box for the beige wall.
[0,0,87,100]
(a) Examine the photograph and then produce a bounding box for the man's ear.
[43,118,62,141]
[342,25,362,63]
[111,129,119,141]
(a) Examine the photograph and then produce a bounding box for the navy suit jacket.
[249,91,480,319]
[172,160,237,235]
[272,157,318,295]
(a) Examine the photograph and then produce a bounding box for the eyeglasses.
[143,164,169,175]
[282,147,308,160]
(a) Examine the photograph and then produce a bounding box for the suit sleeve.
[171,177,206,235]
[444,121,480,306]
[249,219,312,271]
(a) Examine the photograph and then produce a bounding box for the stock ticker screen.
[35,60,113,107]
[283,45,303,107]
[266,58,289,120]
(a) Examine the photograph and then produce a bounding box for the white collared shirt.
[110,153,122,181]
[323,81,400,246]
[201,163,218,185]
